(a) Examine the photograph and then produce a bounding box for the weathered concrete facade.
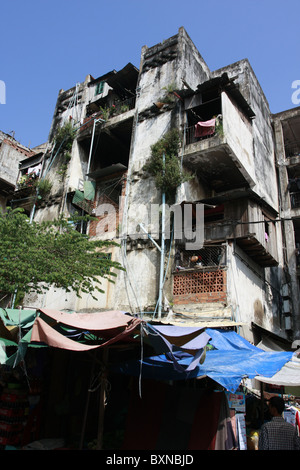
[273,107,300,347]
[0,131,34,211]
[6,27,300,348]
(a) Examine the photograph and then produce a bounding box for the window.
[95,81,105,96]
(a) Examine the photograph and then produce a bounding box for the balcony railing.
[173,244,226,271]
[80,96,136,133]
[285,141,300,159]
[290,191,300,209]
[185,124,217,146]
[173,269,227,303]
[172,245,227,303]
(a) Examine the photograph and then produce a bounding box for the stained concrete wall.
[0,137,30,187]
[119,27,214,311]
[213,60,278,211]
[227,243,284,343]
[272,111,300,341]
[21,28,293,346]
[222,91,255,186]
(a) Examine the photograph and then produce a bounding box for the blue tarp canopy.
[116,327,294,393]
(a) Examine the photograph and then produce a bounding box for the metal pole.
[158,153,165,319]
[82,117,103,232]
[87,118,104,177]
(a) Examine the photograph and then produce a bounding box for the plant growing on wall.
[215,116,224,138]
[99,103,130,120]
[161,82,177,104]
[54,121,77,151]
[144,129,193,201]
[34,178,52,198]
[99,106,110,121]
[53,121,77,180]
[0,208,124,303]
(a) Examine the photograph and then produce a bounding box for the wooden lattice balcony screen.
[173,269,227,304]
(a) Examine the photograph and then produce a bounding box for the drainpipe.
[158,153,166,320]
[82,117,104,232]
[87,118,104,176]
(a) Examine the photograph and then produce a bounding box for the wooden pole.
[260,381,265,423]
[79,351,96,450]
[96,348,109,450]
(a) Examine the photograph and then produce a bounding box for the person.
[258,396,300,450]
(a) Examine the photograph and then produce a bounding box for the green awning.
[0,308,36,328]
[0,308,44,367]
[72,190,94,214]
[84,180,96,201]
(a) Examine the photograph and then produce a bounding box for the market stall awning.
[115,327,294,393]
[37,308,135,332]
[254,354,300,387]
[145,324,211,373]
[30,308,141,351]
[0,308,43,367]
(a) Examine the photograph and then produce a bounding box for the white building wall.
[222,92,255,186]
[227,243,274,343]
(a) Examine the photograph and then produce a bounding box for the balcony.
[290,191,300,209]
[176,198,279,267]
[183,91,255,193]
[285,141,300,160]
[80,96,136,134]
[172,245,227,304]
[173,269,227,304]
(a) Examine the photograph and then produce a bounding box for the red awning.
[38,308,133,331]
[31,308,141,351]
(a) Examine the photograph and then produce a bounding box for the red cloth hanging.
[195,118,216,138]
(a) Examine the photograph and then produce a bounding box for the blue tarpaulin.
[116,327,294,392]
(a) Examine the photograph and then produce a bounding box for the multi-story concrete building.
[8,27,300,349]
[273,108,300,348]
[0,131,36,212]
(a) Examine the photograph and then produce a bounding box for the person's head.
[268,396,285,416]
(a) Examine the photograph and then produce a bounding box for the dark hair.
[269,396,285,414]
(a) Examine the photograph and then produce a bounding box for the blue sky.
[0,0,299,148]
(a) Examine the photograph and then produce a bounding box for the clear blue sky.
[0,0,299,148]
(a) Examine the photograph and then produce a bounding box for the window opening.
[95,81,105,96]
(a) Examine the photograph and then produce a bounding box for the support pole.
[86,117,104,176]
[86,119,96,177]
[79,351,96,450]
[158,153,165,320]
[260,380,265,423]
[96,348,109,450]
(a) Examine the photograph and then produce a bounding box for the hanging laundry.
[195,118,216,138]
[27,163,42,176]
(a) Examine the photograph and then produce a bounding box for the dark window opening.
[204,204,224,224]
[185,88,222,145]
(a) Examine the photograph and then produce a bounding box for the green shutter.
[95,81,104,96]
